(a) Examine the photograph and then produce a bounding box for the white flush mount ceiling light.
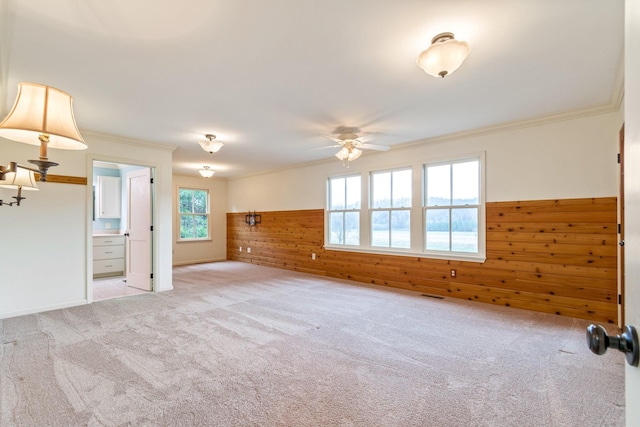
[198,134,224,154]
[417,32,470,78]
[199,165,215,178]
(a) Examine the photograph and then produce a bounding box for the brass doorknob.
[586,324,639,366]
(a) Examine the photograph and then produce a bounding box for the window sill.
[323,245,486,263]
[177,238,212,243]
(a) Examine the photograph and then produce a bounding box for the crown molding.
[80,129,177,152]
[396,99,623,151]
[611,50,625,111]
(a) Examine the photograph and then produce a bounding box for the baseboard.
[172,257,227,267]
[0,299,88,320]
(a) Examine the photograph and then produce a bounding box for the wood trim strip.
[35,174,87,185]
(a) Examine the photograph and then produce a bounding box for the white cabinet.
[96,176,121,218]
[93,235,125,278]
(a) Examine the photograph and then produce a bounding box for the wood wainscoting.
[227,197,618,323]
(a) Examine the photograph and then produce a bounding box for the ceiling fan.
[320,129,390,166]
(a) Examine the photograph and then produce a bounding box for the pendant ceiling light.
[199,165,215,178]
[416,32,470,78]
[198,134,224,154]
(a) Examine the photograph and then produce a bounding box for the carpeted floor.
[93,277,149,302]
[0,261,625,426]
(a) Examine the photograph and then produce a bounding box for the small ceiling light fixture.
[199,165,215,178]
[0,162,39,206]
[417,32,470,78]
[198,134,224,154]
[0,82,87,181]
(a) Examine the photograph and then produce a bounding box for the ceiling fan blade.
[361,143,390,151]
[358,132,380,143]
[320,134,340,142]
[311,144,341,151]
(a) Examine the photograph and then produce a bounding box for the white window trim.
[324,152,486,263]
[177,186,211,242]
[369,168,413,250]
[423,152,486,262]
[326,174,362,246]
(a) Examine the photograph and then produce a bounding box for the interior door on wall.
[126,167,153,291]
[619,125,625,327]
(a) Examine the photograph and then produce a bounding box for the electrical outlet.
[239,247,242,252]
[451,269,456,278]
[247,247,251,253]
[311,253,316,260]
[105,222,111,229]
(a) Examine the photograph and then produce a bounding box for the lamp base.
[28,159,59,182]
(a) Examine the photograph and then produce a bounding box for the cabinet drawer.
[94,245,125,260]
[93,236,125,246]
[93,258,125,275]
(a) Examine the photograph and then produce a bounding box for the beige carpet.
[93,277,149,302]
[0,261,625,426]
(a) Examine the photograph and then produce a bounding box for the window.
[370,168,412,248]
[178,187,209,240]
[324,152,485,262]
[328,175,361,245]
[424,159,480,254]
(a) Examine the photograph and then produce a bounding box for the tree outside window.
[179,188,209,239]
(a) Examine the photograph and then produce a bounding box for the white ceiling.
[2,1,624,178]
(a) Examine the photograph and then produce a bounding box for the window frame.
[423,154,486,262]
[369,167,413,250]
[177,187,211,242]
[326,174,362,247]
[324,152,485,262]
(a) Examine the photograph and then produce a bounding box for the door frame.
[618,124,625,327]
[86,155,157,303]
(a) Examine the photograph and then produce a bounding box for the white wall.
[172,174,228,265]
[0,131,174,318]
[227,111,622,212]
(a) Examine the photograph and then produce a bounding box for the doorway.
[91,160,154,301]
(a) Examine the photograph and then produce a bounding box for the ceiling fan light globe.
[335,147,350,161]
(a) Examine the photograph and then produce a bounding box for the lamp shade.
[417,33,470,78]
[0,167,39,191]
[0,82,86,149]
[199,166,215,178]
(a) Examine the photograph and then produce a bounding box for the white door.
[125,167,153,291]
[625,1,640,425]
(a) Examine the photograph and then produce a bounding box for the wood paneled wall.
[227,197,618,323]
